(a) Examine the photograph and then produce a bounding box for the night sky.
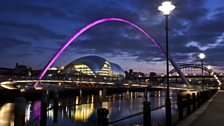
[0,0,224,74]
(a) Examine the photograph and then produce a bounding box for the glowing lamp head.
[198,53,206,60]
[207,65,211,70]
[158,1,175,15]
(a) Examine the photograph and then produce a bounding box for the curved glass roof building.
[63,55,125,78]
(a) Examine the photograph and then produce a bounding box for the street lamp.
[207,65,211,70]
[158,1,175,126]
[198,53,206,90]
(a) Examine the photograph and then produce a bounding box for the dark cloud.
[0,0,223,73]
[0,20,68,41]
[154,0,224,73]
[0,36,31,48]
[0,2,66,18]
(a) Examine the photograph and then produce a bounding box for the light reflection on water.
[0,90,178,126]
[0,103,14,126]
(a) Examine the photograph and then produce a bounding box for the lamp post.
[158,1,175,126]
[198,53,206,90]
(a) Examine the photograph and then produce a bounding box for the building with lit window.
[62,56,125,81]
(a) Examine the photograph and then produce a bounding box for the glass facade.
[63,56,125,78]
[74,64,95,76]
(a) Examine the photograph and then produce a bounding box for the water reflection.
[25,102,32,122]
[55,91,167,126]
[34,101,41,119]
[0,103,14,126]
[0,90,178,126]
[74,103,94,122]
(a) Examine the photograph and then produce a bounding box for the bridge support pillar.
[14,97,26,126]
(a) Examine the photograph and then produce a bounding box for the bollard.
[192,93,196,111]
[97,108,109,126]
[40,93,48,126]
[143,101,151,126]
[177,94,183,120]
[53,91,59,123]
[186,94,191,115]
[15,97,26,126]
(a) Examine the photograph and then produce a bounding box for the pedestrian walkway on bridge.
[177,90,224,126]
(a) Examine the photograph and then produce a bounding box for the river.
[0,90,179,126]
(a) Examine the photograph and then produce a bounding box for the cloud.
[0,20,68,41]
[0,36,31,48]
[0,36,33,67]
[0,0,224,73]
[186,33,224,51]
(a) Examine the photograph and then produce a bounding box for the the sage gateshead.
[62,55,125,80]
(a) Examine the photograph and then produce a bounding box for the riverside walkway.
[177,90,224,126]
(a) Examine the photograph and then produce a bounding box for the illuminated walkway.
[177,90,224,126]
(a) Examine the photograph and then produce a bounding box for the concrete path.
[177,90,224,126]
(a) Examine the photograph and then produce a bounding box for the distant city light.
[49,67,58,70]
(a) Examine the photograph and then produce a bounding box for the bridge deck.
[177,90,224,126]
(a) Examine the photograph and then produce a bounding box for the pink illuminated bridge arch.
[34,17,189,87]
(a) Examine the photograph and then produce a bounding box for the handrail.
[109,104,167,124]
[108,91,216,125]
[151,104,166,111]
[109,111,143,124]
